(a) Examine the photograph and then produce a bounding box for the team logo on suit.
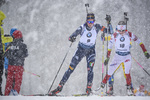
[120,37,125,42]
[87,32,92,38]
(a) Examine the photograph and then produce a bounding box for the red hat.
[13,30,23,39]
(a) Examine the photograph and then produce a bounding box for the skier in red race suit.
[4,29,28,96]
[100,21,149,96]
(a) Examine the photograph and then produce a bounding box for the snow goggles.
[118,30,125,32]
[87,21,94,24]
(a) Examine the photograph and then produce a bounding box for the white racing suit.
[102,31,147,86]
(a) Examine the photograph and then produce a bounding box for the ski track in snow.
[0,96,150,100]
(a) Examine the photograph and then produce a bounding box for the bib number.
[120,44,125,48]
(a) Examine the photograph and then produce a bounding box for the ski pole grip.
[85,3,89,7]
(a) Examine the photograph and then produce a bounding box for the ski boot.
[100,82,105,96]
[0,91,3,96]
[106,85,113,96]
[101,82,105,88]
[126,85,134,96]
[9,89,18,96]
[49,82,64,96]
[86,83,92,96]
[0,87,3,96]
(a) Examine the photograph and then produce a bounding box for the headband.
[117,25,126,30]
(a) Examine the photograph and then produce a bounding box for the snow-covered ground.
[1,96,150,100]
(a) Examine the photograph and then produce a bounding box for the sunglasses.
[87,21,94,24]
[118,30,125,32]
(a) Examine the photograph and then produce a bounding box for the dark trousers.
[0,55,4,95]
[60,45,96,85]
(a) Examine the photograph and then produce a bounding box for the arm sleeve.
[2,36,13,44]
[69,25,83,38]
[131,33,147,53]
[99,24,114,34]
[107,34,115,58]
[108,34,115,50]
[95,24,106,33]
[96,23,114,34]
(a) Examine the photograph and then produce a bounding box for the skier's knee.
[89,62,95,67]
[72,55,80,64]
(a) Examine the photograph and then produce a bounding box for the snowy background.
[0,0,150,97]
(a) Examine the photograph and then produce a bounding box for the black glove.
[104,57,110,66]
[68,36,76,42]
[5,69,8,78]
[144,52,149,59]
[105,15,111,24]
[101,33,105,40]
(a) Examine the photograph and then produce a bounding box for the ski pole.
[100,33,105,96]
[105,14,110,94]
[124,12,129,30]
[102,33,105,80]
[24,70,40,77]
[85,3,89,14]
[47,42,73,94]
[132,56,150,76]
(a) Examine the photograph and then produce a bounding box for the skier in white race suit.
[100,21,149,95]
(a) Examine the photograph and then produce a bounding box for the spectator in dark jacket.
[0,10,13,96]
[4,29,28,96]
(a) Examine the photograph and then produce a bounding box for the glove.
[104,57,110,66]
[68,36,76,42]
[144,52,149,59]
[101,33,105,41]
[5,69,8,78]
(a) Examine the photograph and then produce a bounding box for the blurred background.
[0,0,150,96]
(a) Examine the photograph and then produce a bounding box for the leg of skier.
[4,65,14,95]
[107,62,122,95]
[107,75,114,95]
[0,60,4,95]
[101,54,122,88]
[124,55,133,96]
[49,47,85,96]
[107,62,127,95]
[86,49,95,95]
[13,66,24,95]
